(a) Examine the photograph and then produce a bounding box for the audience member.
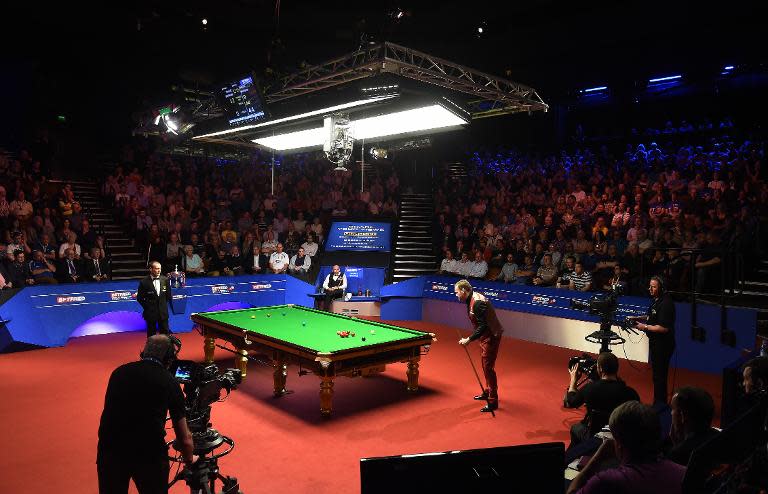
[567,401,686,494]
[665,386,719,466]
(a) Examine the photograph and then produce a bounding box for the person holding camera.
[97,335,197,494]
[633,275,676,405]
[565,352,640,448]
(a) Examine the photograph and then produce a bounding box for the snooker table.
[190,304,436,415]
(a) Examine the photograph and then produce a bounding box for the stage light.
[164,116,179,133]
[202,18,208,25]
[477,27,483,34]
[370,147,388,160]
[252,104,468,151]
[723,65,734,71]
[648,74,682,83]
[581,86,608,93]
[194,95,397,140]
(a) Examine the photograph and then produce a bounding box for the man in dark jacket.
[136,261,173,338]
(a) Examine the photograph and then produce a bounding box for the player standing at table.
[456,279,504,412]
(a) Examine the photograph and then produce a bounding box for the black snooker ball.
[361,337,366,341]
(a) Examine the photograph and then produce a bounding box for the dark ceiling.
[2,0,766,146]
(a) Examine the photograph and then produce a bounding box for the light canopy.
[253,104,467,151]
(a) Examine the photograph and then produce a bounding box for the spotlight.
[202,18,208,26]
[369,147,388,160]
[164,116,179,133]
[477,26,483,34]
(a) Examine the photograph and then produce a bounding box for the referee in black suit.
[137,261,173,338]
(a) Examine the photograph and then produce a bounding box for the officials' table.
[191,304,435,415]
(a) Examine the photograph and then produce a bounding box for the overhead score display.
[220,76,268,127]
[325,222,391,252]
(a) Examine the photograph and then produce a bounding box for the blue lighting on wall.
[648,74,682,84]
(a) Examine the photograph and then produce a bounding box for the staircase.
[67,180,147,280]
[392,193,436,281]
[444,161,469,182]
[743,258,768,341]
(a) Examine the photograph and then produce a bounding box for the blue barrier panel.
[421,275,650,323]
[418,275,757,374]
[380,276,426,298]
[0,274,313,351]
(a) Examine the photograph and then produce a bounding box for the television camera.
[569,283,639,354]
[169,359,244,494]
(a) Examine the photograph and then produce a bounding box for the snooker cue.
[455,327,496,417]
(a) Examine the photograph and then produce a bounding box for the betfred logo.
[431,284,449,291]
[172,294,186,300]
[532,295,555,305]
[211,285,235,294]
[56,295,86,304]
[251,283,272,290]
[110,291,134,301]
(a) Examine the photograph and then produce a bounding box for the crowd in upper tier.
[433,117,765,296]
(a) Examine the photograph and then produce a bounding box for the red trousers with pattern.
[478,333,501,403]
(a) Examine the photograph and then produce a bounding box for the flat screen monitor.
[325,222,392,252]
[360,442,565,494]
[219,75,268,127]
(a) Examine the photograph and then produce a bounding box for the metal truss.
[265,42,548,117]
[189,42,548,146]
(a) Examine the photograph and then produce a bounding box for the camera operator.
[633,275,676,405]
[565,352,640,448]
[97,335,197,494]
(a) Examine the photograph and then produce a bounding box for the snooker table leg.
[235,347,248,379]
[319,375,334,416]
[273,351,288,396]
[406,357,421,392]
[203,335,216,364]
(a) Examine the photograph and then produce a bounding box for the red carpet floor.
[0,320,721,493]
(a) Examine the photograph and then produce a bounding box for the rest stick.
[455,327,495,417]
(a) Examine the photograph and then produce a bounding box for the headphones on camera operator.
[650,275,665,297]
[140,333,182,369]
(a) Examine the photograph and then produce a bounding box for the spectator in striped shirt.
[569,260,592,292]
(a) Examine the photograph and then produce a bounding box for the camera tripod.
[169,427,243,494]
[584,317,627,353]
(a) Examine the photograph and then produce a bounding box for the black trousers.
[569,421,591,447]
[322,289,343,311]
[97,454,169,494]
[650,343,675,405]
[145,318,169,339]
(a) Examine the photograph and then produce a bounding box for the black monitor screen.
[220,76,268,127]
[360,442,565,494]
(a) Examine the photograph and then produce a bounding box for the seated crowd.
[103,152,400,281]
[435,117,765,296]
[0,150,112,287]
